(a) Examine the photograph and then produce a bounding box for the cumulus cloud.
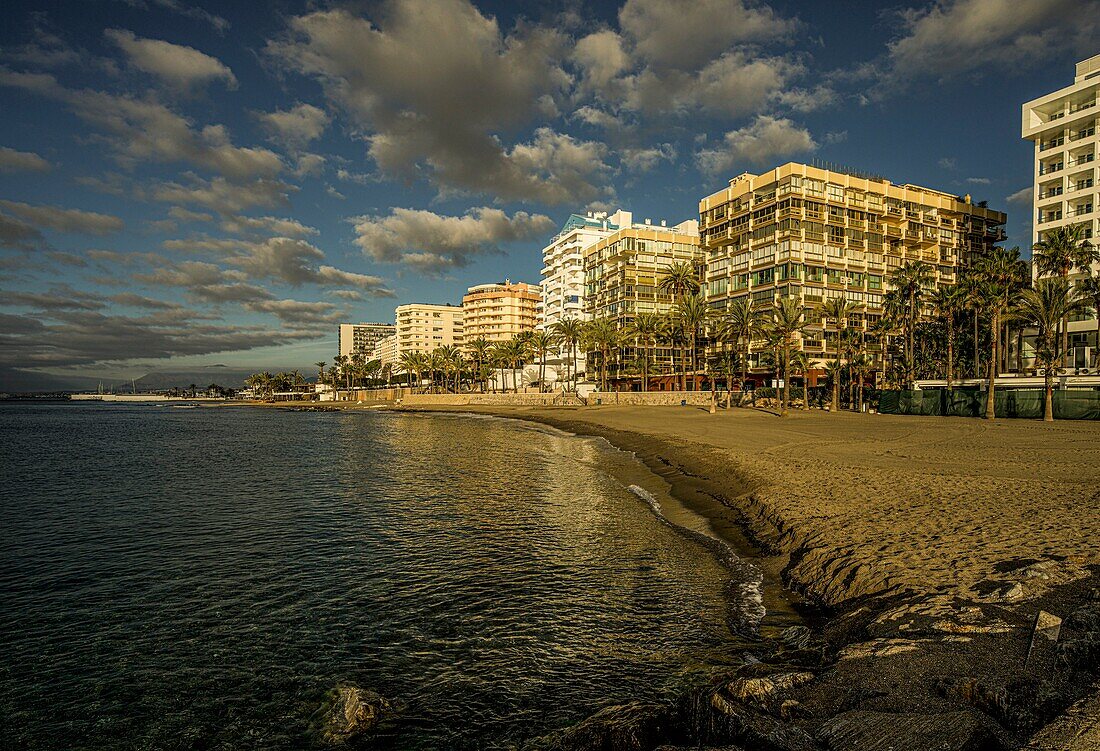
[219,215,318,238]
[1006,187,1033,205]
[151,174,295,214]
[0,70,281,179]
[0,146,52,173]
[695,115,816,174]
[621,143,676,172]
[123,0,231,34]
[244,298,344,328]
[966,177,992,185]
[0,199,124,235]
[105,29,237,91]
[878,0,1100,89]
[0,214,46,251]
[256,103,330,148]
[223,236,392,295]
[350,206,555,273]
[267,2,615,203]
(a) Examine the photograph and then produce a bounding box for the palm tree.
[1033,224,1096,367]
[771,297,806,418]
[823,360,843,412]
[1014,278,1084,420]
[930,285,965,391]
[888,260,934,387]
[466,337,491,392]
[715,297,768,405]
[657,260,701,299]
[789,351,813,410]
[529,330,555,392]
[584,318,619,391]
[398,351,421,390]
[868,315,896,389]
[675,294,710,391]
[314,360,326,389]
[822,296,858,411]
[1079,275,1100,368]
[628,312,663,392]
[551,317,585,392]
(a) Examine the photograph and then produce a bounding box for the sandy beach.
[379,403,1100,750]
[252,399,1100,749]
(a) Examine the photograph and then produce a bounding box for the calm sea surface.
[0,404,758,750]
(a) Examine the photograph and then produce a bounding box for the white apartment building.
[371,334,397,367]
[394,303,464,358]
[338,322,395,359]
[1023,52,1100,366]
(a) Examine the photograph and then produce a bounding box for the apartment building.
[461,280,540,344]
[1022,53,1100,366]
[337,322,396,359]
[539,209,640,330]
[699,162,1007,376]
[583,221,702,380]
[371,334,397,367]
[394,303,464,358]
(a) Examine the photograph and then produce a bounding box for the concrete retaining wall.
[399,391,716,407]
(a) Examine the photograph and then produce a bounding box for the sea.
[0,403,772,750]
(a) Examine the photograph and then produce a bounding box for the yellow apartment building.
[461,281,540,344]
[394,303,464,357]
[698,162,1007,379]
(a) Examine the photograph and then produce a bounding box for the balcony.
[1070,127,1096,141]
[1039,187,1064,199]
[1070,100,1097,114]
[1069,154,1096,167]
[1040,137,1066,151]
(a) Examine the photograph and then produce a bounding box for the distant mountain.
[132,366,265,391]
[0,367,105,394]
[0,364,303,394]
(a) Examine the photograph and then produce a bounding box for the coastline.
[240,400,1100,750]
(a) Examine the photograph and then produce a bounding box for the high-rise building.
[699,162,1007,378]
[539,209,636,330]
[583,221,702,381]
[1022,53,1099,366]
[461,280,540,345]
[371,334,397,367]
[338,322,395,359]
[394,303,464,358]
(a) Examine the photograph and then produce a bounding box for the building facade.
[699,162,1007,377]
[371,334,398,366]
[583,222,702,381]
[394,303,464,358]
[461,281,540,344]
[338,322,396,359]
[1022,53,1100,366]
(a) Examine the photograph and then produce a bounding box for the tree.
[657,260,701,299]
[529,330,555,392]
[314,360,326,390]
[551,317,585,392]
[851,353,872,413]
[771,297,806,418]
[888,261,934,387]
[467,337,491,392]
[399,351,422,390]
[973,251,1024,420]
[716,297,769,405]
[1033,224,1096,367]
[1014,278,1084,421]
[822,296,858,411]
[930,285,965,391]
[583,318,619,391]
[675,294,710,391]
[789,350,812,410]
[628,312,663,392]
[868,315,896,389]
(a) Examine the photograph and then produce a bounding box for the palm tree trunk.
[946,323,954,391]
[973,310,980,379]
[832,328,840,411]
[1044,371,1054,421]
[1061,269,1070,369]
[642,343,649,392]
[985,314,999,419]
[781,340,790,417]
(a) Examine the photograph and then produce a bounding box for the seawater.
[0,404,761,749]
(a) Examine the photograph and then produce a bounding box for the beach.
[370,402,1100,750]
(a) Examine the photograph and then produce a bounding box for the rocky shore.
[389,404,1100,751]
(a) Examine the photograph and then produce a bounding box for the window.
[827,184,845,202]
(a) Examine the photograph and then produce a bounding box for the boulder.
[816,710,1002,751]
[537,702,674,751]
[319,684,392,745]
[726,672,815,710]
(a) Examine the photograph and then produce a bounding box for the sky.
[1,0,1098,387]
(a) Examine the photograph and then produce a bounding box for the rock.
[781,626,814,650]
[1057,632,1100,672]
[837,638,924,660]
[537,702,674,751]
[817,710,1001,751]
[704,692,819,751]
[319,684,392,745]
[726,672,814,710]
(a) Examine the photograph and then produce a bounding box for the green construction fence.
[876,388,1100,420]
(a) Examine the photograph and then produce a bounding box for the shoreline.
[239,400,1100,750]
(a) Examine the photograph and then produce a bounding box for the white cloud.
[0,147,52,173]
[880,0,1100,88]
[151,175,296,214]
[349,206,555,273]
[696,115,816,174]
[0,70,280,179]
[219,215,318,238]
[256,103,330,148]
[0,199,124,235]
[621,143,676,172]
[1006,186,1033,205]
[105,29,238,91]
[966,177,991,185]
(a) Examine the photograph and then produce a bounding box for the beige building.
[394,303,464,357]
[699,162,1007,376]
[371,334,397,366]
[338,322,395,359]
[1022,53,1099,367]
[461,280,540,345]
[583,221,702,379]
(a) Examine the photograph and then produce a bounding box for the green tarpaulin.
[876,388,1100,420]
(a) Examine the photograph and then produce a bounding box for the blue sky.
[1,0,1098,386]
